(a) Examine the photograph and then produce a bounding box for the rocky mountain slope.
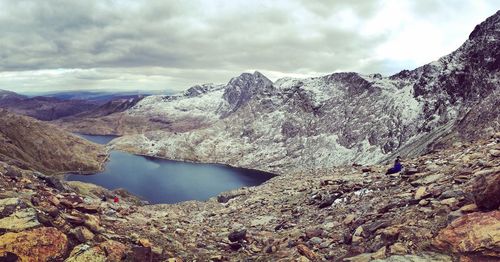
[0,130,498,261]
[103,11,499,174]
[0,110,107,173]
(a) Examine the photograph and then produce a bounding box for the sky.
[0,0,498,94]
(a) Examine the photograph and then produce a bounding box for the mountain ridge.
[104,10,497,173]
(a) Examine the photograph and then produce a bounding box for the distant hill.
[0,90,149,121]
[42,90,153,103]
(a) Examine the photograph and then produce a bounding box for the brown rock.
[471,171,500,211]
[343,253,372,262]
[48,196,60,206]
[371,246,386,259]
[389,242,408,255]
[39,202,60,217]
[433,211,500,257]
[343,214,356,225]
[298,256,310,262]
[125,246,152,262]
[305,228,323,239]
[66,244,106,262]
[71,226,95,243]
[99,240,128,262]
[415,186,427,200]
[459,204,478,213]
[84,214,103,233]
[0,227,68,261]
[228,229,247,242]
[64,214,85,225]
[60,198,77,209]
[419,199,429,206]
[138,238,152,248]
[380,225,401,241]
[297,244,319,261]
[75,203,100,214]
[440,198,459,209]
[351,226,365,244]
[490,149,500,157]
[0,208,40,232]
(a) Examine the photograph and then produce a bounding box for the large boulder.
[0,227,68,261]
[65,241,128,262]
[0,208,40,232]
[433,211,500,258]
[471,170,500,211]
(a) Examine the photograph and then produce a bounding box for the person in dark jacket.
[386,156,403,175]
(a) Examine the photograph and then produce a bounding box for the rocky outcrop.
[184,84,219,97]
[0,227,68,261]
[433,211,500,259]
[113,133,499,260]
[0,110,107,173]
[218,71,274,117]
[471,169,500,211]
[0,162,158,261]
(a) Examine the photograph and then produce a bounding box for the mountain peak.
[219,71,274,117]
[468,10,500,40]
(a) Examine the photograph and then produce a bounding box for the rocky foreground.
[0,132,499,261]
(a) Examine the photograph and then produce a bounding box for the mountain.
[0,89,25,101]
[102,11,500,174]
[0,110,107,173]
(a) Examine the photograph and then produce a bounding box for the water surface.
[76,133,119,144]
[67,135,274,204]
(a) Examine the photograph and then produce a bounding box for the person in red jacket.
[113,196,119,203]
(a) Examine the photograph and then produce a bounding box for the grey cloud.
[0,0,498,92]
[0,0,385,73]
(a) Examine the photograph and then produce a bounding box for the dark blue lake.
[76,133,119,144]
[67,135,274,204]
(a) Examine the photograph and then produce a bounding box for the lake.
[67,135,275,204]
[76,133,119,144]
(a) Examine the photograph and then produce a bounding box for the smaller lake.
[76,133,119,144]
[67,135,275,204]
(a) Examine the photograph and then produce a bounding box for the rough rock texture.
[0,227,68,261]
[0,208,40,232]
[471,171,500,211]
[112,134,498,261]
[0,130,498,261]
[108,11,499,174]
[0,110,107,173]
[0,163,155,261]
[433,211,500,259]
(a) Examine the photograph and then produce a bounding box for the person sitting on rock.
[386,156,403,175]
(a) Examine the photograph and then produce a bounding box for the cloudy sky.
[0,0,498,94]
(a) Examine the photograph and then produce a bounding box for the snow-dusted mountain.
[105,11,500,174]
